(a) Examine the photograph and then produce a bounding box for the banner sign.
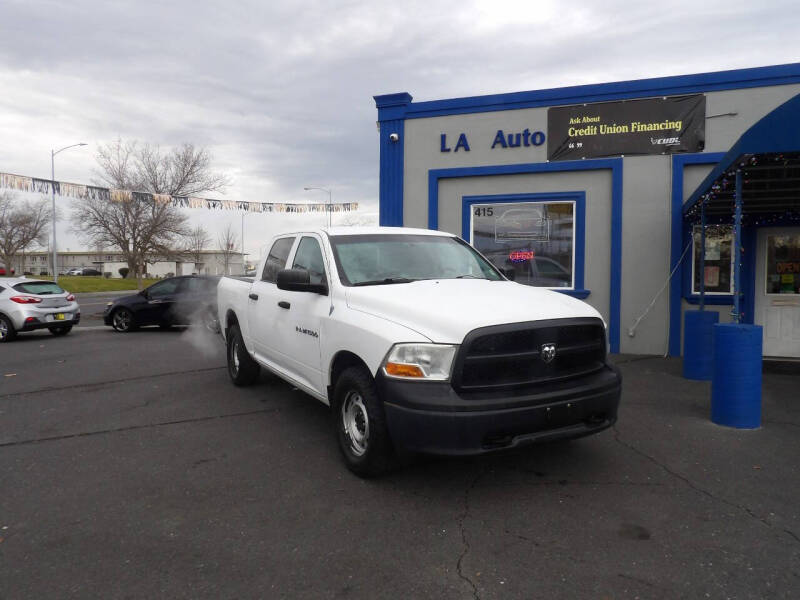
[547,94,706,161]
[0,172,357,214]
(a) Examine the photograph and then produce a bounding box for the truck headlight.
[382,343,457,381]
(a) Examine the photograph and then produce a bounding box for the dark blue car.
[103,275,220,332]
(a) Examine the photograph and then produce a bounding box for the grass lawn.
[29,275,161,293]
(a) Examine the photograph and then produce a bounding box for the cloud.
[0,0,798,253]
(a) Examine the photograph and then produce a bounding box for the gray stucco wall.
[399,81,800,354]
[437,170,612,327]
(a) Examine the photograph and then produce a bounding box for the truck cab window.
[262,237,295,282]
[292,237,327,285]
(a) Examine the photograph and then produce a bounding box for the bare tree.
[184,224,211,273]
[218,223,239,275]
[0,191,50,275]
[73,139,229,288]
[93,138,229,196]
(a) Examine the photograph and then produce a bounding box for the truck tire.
[333,366,395,478]
[226,324,260,386]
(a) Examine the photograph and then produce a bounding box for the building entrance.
[755,227,800,357]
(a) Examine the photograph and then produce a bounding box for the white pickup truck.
[217,227,621,476]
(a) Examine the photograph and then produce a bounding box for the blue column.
[733,170,743,323]
[700,200,706,310]
[374,93,412,227]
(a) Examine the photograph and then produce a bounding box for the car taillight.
[66,294,75,301]
[10,296,43,304]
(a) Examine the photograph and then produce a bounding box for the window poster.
[471,201,574,288]
[705,238,721,261]
[704,266,720,288]
[692,225,733,294]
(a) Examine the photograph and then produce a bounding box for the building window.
[692,225,733,294]
[470,201,575,288]
[766,233,800,294]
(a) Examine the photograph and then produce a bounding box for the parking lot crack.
[456,466,487,600]
[0,408,278,447]
[0,366,226,399]
[613,427,799,546]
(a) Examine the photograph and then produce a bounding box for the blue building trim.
[427,158,622,353]
[668,153,725,356]
[460,192,588,298]
[374,93,413,227]
[397,64,800,119]
[377,118,405,226]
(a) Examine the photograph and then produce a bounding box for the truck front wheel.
[333,366,395,477]
[226,324,260,386]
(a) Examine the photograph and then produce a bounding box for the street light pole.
[241,211,246,274]
[51,142,87,283]
[303,186,332,228]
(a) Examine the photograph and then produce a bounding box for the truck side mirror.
[276,268,328,295]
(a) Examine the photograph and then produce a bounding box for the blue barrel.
[711,323,762,429]
[683,310,719,380]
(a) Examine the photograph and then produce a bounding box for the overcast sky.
[1,0,798,259]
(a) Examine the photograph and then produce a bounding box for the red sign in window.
[509,250,534,263]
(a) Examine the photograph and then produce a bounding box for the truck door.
[247,236,296,364]
[273,235,329,396]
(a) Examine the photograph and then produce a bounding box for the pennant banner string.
[0,171,358,213]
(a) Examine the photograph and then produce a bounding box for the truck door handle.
[249,293,259,301]
[278,301,291,309]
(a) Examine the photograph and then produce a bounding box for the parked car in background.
[66,267,102,276]
[103,275,220,332]
[0,266,15,276]
[0,278,80,342]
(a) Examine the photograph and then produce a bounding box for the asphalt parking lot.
[1,298,798,599]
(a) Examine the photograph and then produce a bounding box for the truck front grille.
[452,318,607,392]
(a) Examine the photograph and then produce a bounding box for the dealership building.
[374,63,800,358]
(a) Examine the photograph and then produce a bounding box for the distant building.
[11,250,246,278]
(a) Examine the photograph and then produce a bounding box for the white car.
[217,227,621,477]
[0,278,81,342]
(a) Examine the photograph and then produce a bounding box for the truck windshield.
[329,234,503,286]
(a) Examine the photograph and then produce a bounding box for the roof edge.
[387,63,800,120]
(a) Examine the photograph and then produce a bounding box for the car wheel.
[0,314,17,343]
[226,324,259,386]
[49,325,73,337]
[333,366,395,478]
[111,307,136,332]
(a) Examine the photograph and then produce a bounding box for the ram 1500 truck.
[217,227,621,476]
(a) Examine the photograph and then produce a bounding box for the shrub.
[118,267,129,278]
[39,271,48,276]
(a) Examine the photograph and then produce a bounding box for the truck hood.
[345,279,603,344]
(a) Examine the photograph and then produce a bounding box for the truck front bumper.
[376,365,621,456]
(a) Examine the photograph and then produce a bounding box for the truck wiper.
[455,274,487,279]
[352,277,416,286]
